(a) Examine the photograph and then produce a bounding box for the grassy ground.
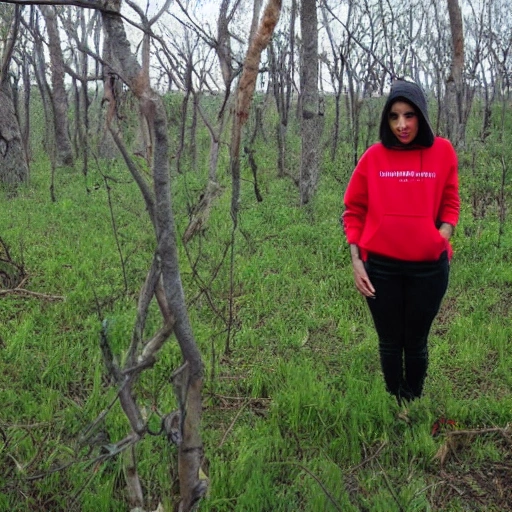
[0,139,511,511]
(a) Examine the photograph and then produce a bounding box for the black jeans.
[365,252,449,403]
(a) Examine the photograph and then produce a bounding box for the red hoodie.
[343,137,460,261]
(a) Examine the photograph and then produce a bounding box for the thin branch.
[376,459,406,512]
[108,128,156,228]
[346,440,388,473]
[218,401,247,448]
[139,319,175,361]
[0,288,64,301]
[1,6,21,85]
[273,461,343,512]
[445,425,512,445]
[24,432,140,482]
[321,0,393,77]
[127,253,161,365]
[3,0,111,12]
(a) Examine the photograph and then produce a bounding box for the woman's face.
[388,101,419,145]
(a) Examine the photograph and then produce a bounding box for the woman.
[342,80,460,404]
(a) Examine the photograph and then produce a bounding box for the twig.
[445,425,512,447]
[209,393,271,403]
[376,459,406,512]
[410,480,446,503]
[24,433,139,482]
[24,458,78,481]
[102,169,129,294]
[0,288,64,301]
[0,421,53,430]
[447,482,465,496]
[273,461,343,512]
[218,401,247,448]
[128,252,161,365]
[347,440,388,473]
[445,426,510,437]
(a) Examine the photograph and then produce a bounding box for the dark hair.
[379,80,435,149]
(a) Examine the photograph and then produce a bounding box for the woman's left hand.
[439,222,454,241]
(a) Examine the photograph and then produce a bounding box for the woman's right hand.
[351,256,376,298]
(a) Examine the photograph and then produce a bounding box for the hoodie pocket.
[362,214,447,261]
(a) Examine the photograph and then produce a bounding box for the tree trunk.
[100,1,206,510]
[40,5,74,166]
[77,8,91,177]
[0,6,28,195]
[299,0,322,205]
[21,47,31,161]
[0,83,29,194]
[269,0,296,178]
[445,0,465,147]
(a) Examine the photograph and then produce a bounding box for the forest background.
[0,0,511,511]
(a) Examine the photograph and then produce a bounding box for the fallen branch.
[218,401,248,448]
[0,287,64,301]
[346,440,388,473]
[376,459,406,512]
[272,461,343,512]
[445,425,511,440]
[434,424,512,465]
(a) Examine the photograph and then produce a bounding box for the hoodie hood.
[379,80,435,149]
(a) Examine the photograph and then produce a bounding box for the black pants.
[365,252,449,403]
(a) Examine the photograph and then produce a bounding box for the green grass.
[0,128,511,511]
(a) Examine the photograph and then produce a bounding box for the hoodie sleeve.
[438,143,460,226]
[342,152,369,244]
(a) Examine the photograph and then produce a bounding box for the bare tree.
[98,0,207,509]
[0,4,29,194]
[172,0,242,244]
[484,0,512,136]
[445,0,465,146]
[62,7,101,176]
[227,0,281,353]
[321,0,394,163]
[320,0,351,160]
[269,0,296,176]
[299,0,323,205]
[40,4,74,166]
[16,8,36,161]
[22,9,53,159]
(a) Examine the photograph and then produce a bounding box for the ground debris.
[430,424,512,511]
